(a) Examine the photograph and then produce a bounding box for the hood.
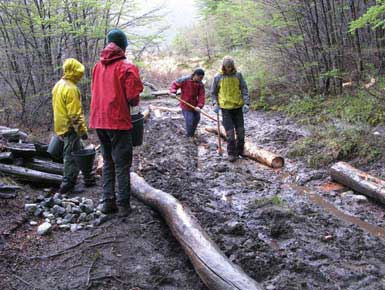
[100,43,126,65]
[62,58,84,83]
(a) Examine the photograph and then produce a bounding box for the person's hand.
[195,107,201,112]
[213,105,220,114]
[242,104,249,114]
[81,133,88,140]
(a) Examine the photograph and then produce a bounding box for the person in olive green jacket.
[211,56,249,162]
[52,58,89,194]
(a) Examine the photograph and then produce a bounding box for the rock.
[37,222,52,236]
[266,285,276,290]
[70,224,82,232]
[86,225,94,229]
[29,221,38,226]
[42,197,54,208]
[52,205,66,216]
[24,203,38,214]
[65,205,72,214]
[56,218,63,225]
[78,212,87,223]
[93,214,109,226]
[63,214,75,224]
[35,194,45,202]
[34,207,43,217]
[43,211,51,218]
[53,192,62,200]
[82,199,94,208]
[80,204,94,214]
[72,206,81,215]
[59,224,71,231]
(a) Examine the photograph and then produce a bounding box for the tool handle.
[173,95,217,122]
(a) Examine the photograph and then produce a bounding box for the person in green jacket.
[210,56,249,162]
[52,58,89,194]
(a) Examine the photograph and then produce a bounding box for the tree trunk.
[130,172,263,290]
[330,161,385,205]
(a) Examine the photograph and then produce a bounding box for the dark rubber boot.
[100,200,118,214]
[228,155,237,163]
[117,204,132,217]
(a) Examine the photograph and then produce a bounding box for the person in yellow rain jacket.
[52,58,89,194]
[210,56,249,162]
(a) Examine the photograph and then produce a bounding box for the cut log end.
[271,157,284,169]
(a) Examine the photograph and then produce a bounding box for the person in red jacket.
[90,29,143,217]
[170,68,205,137]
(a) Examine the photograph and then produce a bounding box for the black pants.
[221,107,245,156]
[96,129,133,206]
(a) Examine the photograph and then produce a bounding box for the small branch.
[86,255,99,287]
[13,275,37,290]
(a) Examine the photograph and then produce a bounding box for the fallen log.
[0,163,62,185]
[205,126,284,168]
[330,161,385,205]
[24,158,64,175]
[5,142,36,158]
[0,152,14,163]
[0,128,28,142]
[151,90,170,97]
[143,81,159,91]
[149,105,181,113]
[130,172,262,290]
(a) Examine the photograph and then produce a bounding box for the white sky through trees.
[142,0,198,42]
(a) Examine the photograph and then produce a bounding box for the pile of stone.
[25,192,107,235]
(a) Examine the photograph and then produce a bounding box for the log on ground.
[151,90,170,97]
[5,142,36,158]
[149,105,181,113]
[24,158,64,175]
[330,161,385,205]
[0,152,14,163]
[0,163,62,185]
[130,172,263,290]
[205,126,284,168]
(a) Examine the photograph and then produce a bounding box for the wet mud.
[1,98,385,290]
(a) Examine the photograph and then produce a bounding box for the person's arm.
[197,83,205,108]
[125,65,143,106]
[66,88,87,136]
[239,73,249,105]
[170,76,188,94]
[210,75,220,106]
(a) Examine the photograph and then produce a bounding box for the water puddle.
[289,184,385,239]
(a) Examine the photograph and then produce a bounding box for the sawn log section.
[130,172,263,290]
[205,126,284,168]
[330,161,385,205]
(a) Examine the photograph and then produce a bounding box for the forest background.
[1,0,385,167]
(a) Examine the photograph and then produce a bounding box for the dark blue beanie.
[107,29,128,51]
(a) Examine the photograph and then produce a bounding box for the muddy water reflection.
[289,184,385,239]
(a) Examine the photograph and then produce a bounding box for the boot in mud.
[100,199,118,214]
[117,204,132,217]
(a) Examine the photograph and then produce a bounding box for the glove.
[81,133,88,140]
[213,105,220,114]
[195,107,201,112]
[242,104,249,114]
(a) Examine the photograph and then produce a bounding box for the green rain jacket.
[210,70,249,109]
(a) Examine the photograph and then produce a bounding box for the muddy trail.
[1,97,385,290]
